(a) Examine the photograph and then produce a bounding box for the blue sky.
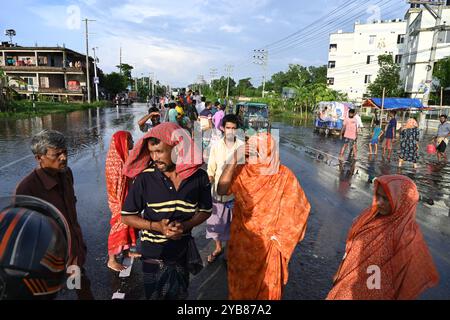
[1,0,409,87]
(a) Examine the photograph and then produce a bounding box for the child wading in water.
[369,120,384,156]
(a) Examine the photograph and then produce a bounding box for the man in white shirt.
[196,96,206,115]
[206,114,244,263]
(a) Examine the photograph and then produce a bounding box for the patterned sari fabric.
[106,131,137,256]
[122,122,202,180]
[228,133,311,300]
[327,175,439,300]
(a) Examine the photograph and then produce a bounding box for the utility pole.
[119,47,122,75]
[410,1,445,130]
[149,72,155,97]
[92,47,99,102]
[225,65,233,98]
[422,2,444,106]
[209,68,218,87]
[253,49,268,97]
[83,18,95,104]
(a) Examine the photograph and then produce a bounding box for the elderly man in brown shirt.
[15,129,92,299]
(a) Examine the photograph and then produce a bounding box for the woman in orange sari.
[106,131,139,271]
[217,132,311,300]
[327,175,439,300]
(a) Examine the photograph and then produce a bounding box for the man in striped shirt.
[121,122,212,300]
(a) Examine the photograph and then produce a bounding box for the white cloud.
[110,4,168,23]
[255,15,273,23]
[220,25,243,33]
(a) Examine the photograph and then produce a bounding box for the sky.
[1,0,410,87]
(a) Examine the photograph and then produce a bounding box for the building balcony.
[13,86,84,95]
[2,65,85,74]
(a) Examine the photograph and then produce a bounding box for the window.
[367,55,374,64]
[365,75,372,84]
[369,35,376,45]
[397,34,405,44]
[395,54,402,64]
[40,76,49,88]
[328,61,336,68]
[329,44,337,52]
[437,30,450,43]
[327,77,335,85]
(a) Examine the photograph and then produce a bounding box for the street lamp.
[92,47,99,102]
[4,29,16,44]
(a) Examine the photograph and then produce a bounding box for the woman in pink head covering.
[399,118,420,169]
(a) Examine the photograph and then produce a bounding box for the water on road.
[0,104,449,300]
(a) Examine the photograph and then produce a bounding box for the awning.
[363,98,425,110]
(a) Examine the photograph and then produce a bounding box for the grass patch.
[0,100,111,119]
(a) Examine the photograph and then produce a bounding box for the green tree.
[116,63,134,86]
[308,65,327,84]
[367,54,404,97]
[211,76,236,97]
[432,57,450,104]
[236,78,255,97]
[103,72,128,97]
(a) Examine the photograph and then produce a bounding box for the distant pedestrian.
[382,111,397,161]
[327,175,439,300]
[168,103,178,124]
[433,114,450,162]
[398,118,420,169]
[138,106,161,132]
[339,109,358,160]
[368,120,384,156]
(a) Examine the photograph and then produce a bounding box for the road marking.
[0,155,34,171]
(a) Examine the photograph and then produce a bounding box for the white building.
[327,19,407,102]
[401,4,450,99]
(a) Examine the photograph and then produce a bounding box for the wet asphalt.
[0,103,449,300]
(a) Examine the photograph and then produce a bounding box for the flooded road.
[0,103,449,300]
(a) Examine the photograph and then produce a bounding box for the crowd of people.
[1,92,447,301]
[339,110,450,170]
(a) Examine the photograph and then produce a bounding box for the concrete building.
[0,43,96,101]
[327,19,407,102]
[401,4,450,100]
[327,2,450,105]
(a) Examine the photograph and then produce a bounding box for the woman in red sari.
[327,175,439,299]
[105,131,139,271]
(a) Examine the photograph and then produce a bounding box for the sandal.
[207,250,223,263]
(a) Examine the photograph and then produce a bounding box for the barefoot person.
[327,175,439,300]
[398,118,420,169]
[433,114,450,162]
[105,131,140,272]
[382,111,397,161]
[206,114,244,263]
[339,109,358,160]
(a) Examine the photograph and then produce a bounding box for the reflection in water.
[275,121,450,213]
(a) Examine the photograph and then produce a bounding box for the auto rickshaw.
[235,102,271,133]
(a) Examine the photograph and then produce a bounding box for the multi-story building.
[327,19,407,102]
[327,2,450,104]
[401,4,450,100]
[0,43,96,101]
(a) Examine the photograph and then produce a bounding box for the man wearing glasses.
[15,129,92,299]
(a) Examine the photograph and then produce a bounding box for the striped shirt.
[122,167,212,262]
